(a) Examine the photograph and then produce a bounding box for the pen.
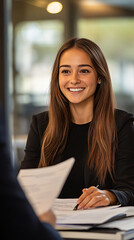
[73,185,99,210]
[73,204,79,210]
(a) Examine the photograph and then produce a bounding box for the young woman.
[20,38,134,209]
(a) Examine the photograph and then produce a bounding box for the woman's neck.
[70,102,93,124]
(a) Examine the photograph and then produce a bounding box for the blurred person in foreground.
[20,37,134,209]
[0,106,62,240]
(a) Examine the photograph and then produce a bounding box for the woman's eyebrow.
[59,64,93,68]
[59,65,71,68]
[78,64,93,68]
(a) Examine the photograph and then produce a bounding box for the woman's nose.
[70,71,81,84]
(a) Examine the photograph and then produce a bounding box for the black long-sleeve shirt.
[20,109,134,206]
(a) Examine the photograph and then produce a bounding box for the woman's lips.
[67,87,85,92]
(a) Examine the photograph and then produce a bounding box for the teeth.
[69,88,84,92]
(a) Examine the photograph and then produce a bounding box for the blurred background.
[0,0,134,169]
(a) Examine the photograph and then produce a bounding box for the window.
[78,18,134,112]
[14,20,64,134]
[12,20,64,164]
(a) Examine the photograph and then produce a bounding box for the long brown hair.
[39,38,117,185]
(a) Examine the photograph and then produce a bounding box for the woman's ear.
[97,78,101,85]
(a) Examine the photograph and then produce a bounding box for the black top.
[20,109,134,206]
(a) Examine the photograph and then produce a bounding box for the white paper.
[97,207,134,230]
[18,157,75,215]
[52,198,127,225]
[98,216,134,231]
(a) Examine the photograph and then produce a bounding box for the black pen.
[73,185,99,210]
[73,204,79,210]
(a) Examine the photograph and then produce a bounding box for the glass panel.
[13,20,64,164]
[15,20,64,108]
[78,18,134,113]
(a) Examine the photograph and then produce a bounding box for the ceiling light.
[46,1,63,14]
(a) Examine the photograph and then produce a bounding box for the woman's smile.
[67,87,85,93]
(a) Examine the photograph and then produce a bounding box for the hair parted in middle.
[39,37,117,185]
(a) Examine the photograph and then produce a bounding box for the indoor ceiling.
[15,0,134,9]
[96,0,134,8]
[13,0,134,23]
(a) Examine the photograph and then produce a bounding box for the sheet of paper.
[56,224,92,230]
[18,157,75,215]
[97,216,134,231]
[52,198,127,225]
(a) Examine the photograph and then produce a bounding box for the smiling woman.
[20,38,134,209]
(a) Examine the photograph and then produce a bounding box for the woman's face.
[59,47,99,107]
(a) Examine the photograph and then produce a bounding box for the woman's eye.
[61,69,70,74]
[80,69,90,73]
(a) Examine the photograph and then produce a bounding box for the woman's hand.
[38,210,56,227]
[77,186,117,210]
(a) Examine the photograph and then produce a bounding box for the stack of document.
[18,157,134,232]
[54,200,134,240]
[52,198,134,228]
